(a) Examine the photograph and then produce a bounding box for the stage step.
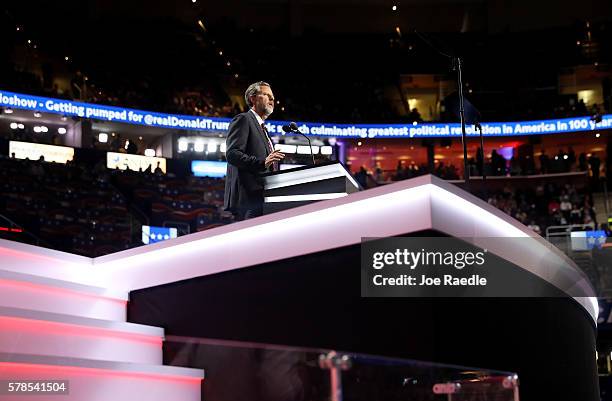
[0,306,163,365]
[0,269,127,321]
[0,353,204,401]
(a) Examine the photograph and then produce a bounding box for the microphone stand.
[414,30,470,185]
[454,57,469,185]
[475,121,487,199]
[291,128,316,165]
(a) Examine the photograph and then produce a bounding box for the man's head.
[245,81,274,119]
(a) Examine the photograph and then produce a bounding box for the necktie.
[261,123,278,171]
[261,123,274,152]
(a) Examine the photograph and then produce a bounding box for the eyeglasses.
[257,92,275,102]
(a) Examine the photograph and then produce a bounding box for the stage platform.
[0,174,599,401]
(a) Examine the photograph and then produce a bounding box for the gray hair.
[244,81,271,107]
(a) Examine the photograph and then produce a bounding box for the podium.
[261,161,361,214]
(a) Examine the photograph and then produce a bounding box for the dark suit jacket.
[224,110,273,213]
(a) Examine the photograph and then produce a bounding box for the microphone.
[282,122,315,165]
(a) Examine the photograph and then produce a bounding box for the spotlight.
[33,126,42,133]
[207,142,217,152]
[33,112,41,118]
[98,133,108,143]
[144,149,156,157]
[4,108,13,114]
[58,127,67,134]
[194,141,205,152]
[40,126,48,133]
[596,133,601,138]
[392,5,397,11]
[17,123,25,129]
[10,123,18,130]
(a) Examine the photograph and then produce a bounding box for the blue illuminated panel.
[191,160,227,177]
[142,225,178,245]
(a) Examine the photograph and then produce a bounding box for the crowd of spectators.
[0,153,133,256]
[113,168,232,236]
[171,91,241,118]
[485,183,598,236]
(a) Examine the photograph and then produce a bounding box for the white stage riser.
[0,317,162,365]
[0,363,202,401]
[0,281,126,321]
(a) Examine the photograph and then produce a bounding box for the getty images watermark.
[361,237,582,297]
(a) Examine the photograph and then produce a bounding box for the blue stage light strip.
[1,90,611,138]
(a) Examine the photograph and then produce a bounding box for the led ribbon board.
[1,90,611,138]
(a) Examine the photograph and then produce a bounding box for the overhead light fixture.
[58,127,67,134]
[321,146,333,155]
[297,145,319,155]
[99,133,108,143]
[4,108,13,114]
[33,126,42,133]
[33,112,41,118]
[596,133,601,138]
[392,5,398,11]
[17,123,25,129]
[220,143,227,153]
[61,116,68,121]
[275,144,297,154]
[40,126,48,133]
[144,149,156,157]
[178,140,189,152]
[207,142,217,152]
[194,141,205,152]
[9,123,18,130]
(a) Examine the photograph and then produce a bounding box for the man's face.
[251,85,275,118]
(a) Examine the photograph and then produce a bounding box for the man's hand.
[265,150,285,168]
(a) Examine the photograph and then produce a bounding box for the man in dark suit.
[224,81,285,220]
